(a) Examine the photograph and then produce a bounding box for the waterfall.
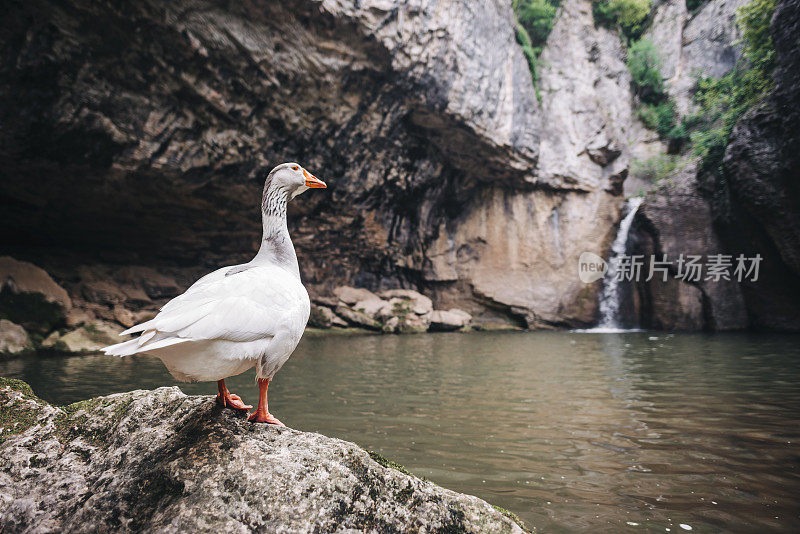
[594,197,644,331]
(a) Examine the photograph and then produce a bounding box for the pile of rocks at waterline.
[0,255,473,357]
[0,256,124,355]
[0,378,526,533]
[310,286,472,333]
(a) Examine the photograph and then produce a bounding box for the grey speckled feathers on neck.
[251,174,300,278]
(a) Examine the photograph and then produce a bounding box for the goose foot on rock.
[247,377,284,425]
[247,409,284,425]
[216,379,252,411]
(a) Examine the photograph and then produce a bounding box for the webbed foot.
[216,392,252,411]
[247,409,284,425]
[216,379,252,411]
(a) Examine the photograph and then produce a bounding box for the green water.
[2,331,800,532]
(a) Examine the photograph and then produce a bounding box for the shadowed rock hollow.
[0,379,526,533]
[0,0,625,330]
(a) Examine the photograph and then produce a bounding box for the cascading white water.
[594,197,644,331]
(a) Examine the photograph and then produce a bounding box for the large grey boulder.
[377,290,434,333]
[41,321,123,352]
[430,309,472,332]
[333,287,436,332]
[335,305,384,331]
[0,257,72,333]
[308,305,348,329]
[379,289,433,316]
[334,286,383,307]
[0,320,33,355]
[0,257,72,310]
[0,379,526,533]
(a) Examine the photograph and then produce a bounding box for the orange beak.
[302,168,327,188]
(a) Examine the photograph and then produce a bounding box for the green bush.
[626,39,689,147]
[638,101,674,135]
[513,0,560,90]
[515,22,539,83]
[515,0,559,46]
[736,0,776,104]
[688,74,736,166]
[631,154,682,183]
[627,38,665,104]
[637,101,691,146]
[593,0,651,40]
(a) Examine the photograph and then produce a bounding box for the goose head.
[266,162,327,200]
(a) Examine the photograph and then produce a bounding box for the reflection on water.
[2,332,800,532]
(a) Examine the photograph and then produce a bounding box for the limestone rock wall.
[631,0,800,331]
[645,0,750,117]
[0,0,630,329]
[4,0,793,331]
[403,0,639,327]
[629,163,748,330]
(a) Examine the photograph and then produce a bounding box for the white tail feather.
[104,328,191,356]
[102,338,144,357]
[120,319,156,336]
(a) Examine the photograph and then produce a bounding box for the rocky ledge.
[1,255,476,357]
[0,378,525,533]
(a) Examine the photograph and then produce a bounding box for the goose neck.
[254,186,300,277]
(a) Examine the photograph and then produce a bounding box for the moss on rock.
[1,379,526,533]
[367,450,414,477]
[0,376,36,397]
[0,377,48,442]
[492,506,529,533]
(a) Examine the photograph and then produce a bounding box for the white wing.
[104,264,307,355]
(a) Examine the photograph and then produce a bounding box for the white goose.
[103,163,326,425]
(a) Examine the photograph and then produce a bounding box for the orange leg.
[248,378,284,425]
[216,379,252,411]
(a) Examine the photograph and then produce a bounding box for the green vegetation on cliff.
[685,0,708,11]
[592,0,651,40]
[690,0,776,178]
[626,0,776,189]
[626,0,775,166]
[513,0,560,91]
[627,38,689,148]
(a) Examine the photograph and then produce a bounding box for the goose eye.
[291,165,299,171]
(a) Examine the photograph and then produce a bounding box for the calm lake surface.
[2,331,800,532]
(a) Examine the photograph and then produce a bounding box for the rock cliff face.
[716,0,800,330]
[631,0,800,331]
[2,0,796,333]
[628,163,748,330]
[423,0,629,328]
[645,0,750,117]
[0,378,525,532]
[0,0,629,330]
